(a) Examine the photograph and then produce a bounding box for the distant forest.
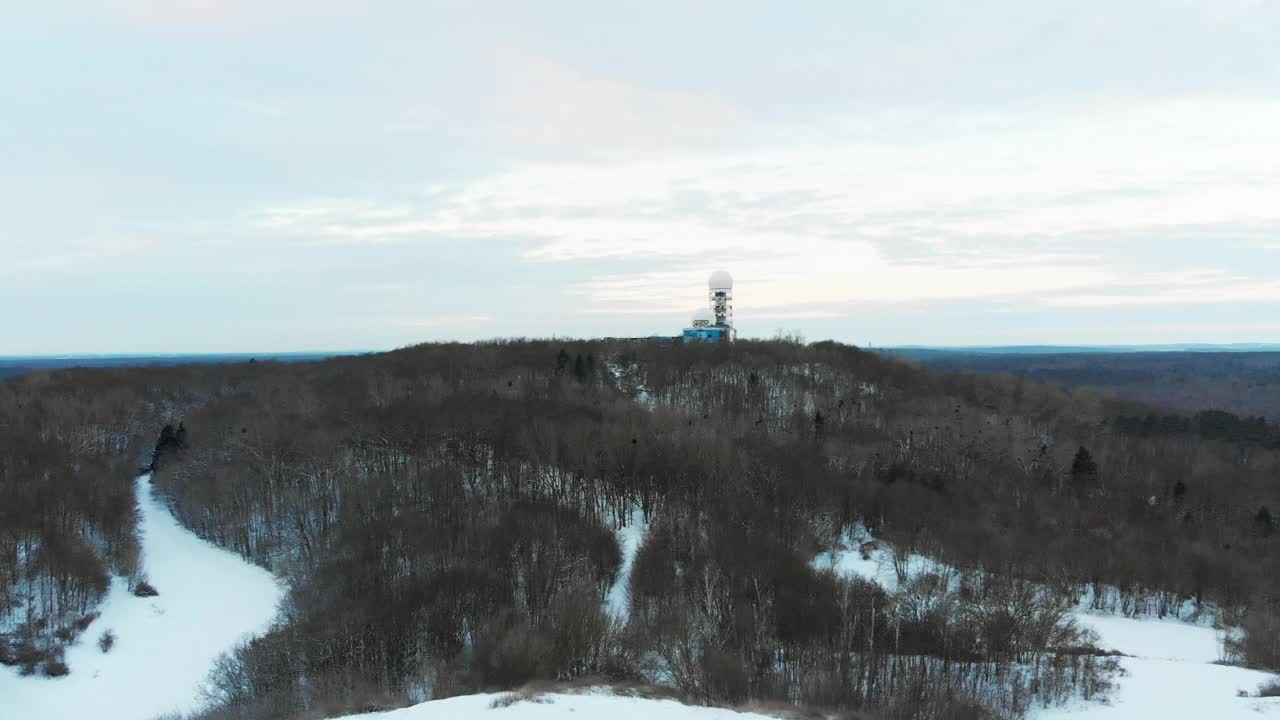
[0,353,352,382]
[893,349,1280,420]
[3,341,1278,720]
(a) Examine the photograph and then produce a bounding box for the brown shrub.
[73,612,100,633]
[14,641,50,676]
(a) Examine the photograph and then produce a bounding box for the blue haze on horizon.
[3,1,1279,354]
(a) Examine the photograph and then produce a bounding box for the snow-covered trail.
[605,506,649,623]
[1033,613,1280,719]
[0,476,284,720]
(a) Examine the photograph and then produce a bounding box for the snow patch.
[606,507,649,623]
[811,525,951,592]
[1034,611,1280,718]
[331,691,781,720]
[606,359,656,412]
[814,528,1280,718]
[1071,612,1222,663]
[0,476,284,720]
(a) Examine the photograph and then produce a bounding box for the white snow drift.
[332,691,780,720]
[0,475,284,720]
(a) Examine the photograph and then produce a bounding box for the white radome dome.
[708,270,734,290]
[692,307,715,324]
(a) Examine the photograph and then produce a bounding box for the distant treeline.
[895,349,1280,420]
[1114,410,1280,448]
[0,353,357,382]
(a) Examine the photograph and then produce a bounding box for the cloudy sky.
[3,0,1279,354]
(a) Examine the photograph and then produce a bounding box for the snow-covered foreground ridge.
[332,691,782,720]
[0,476,284,720]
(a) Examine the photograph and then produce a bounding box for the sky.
[3,0,1279,354]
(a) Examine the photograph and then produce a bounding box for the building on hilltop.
[683,271,736,342]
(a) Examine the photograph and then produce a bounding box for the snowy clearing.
[1035,611,1280,718]
[816,529,1280,719]
[811,525,953,593]
[0,476,284,720]
[331,691,782,720]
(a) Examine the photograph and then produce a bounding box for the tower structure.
[683,271,736,342]
[708,270,735,340]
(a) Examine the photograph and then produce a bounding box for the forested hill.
[3,340,1278,719]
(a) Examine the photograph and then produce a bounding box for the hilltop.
[2,340,1279,719]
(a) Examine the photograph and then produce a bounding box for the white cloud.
[1046,282,1280,308]
[253,96,1280,318]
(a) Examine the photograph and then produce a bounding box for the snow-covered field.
[1034,612,1280,719]
[814,529,1280,719]
[0,476,284,720]
[332,691,781,720]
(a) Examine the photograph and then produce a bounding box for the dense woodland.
[2,341,1279,719]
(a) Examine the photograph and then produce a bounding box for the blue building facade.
[682,327,727,342]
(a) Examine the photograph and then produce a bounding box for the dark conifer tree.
[1070,447,1098,494]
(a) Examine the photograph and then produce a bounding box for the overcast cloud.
[3,0,1279,353]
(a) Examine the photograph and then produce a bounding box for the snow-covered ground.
[812,525,953,592]
[0,475,284,720]
[1034,612,1280,719]
[814,528,1280,719]
[605,359,656,412]
[605,507,650,623]
[331,690,781,720]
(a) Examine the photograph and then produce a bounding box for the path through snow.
[605,507,649,623]
[0,476,284,720]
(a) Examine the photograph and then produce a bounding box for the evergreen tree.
[1070,447,1098,494]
